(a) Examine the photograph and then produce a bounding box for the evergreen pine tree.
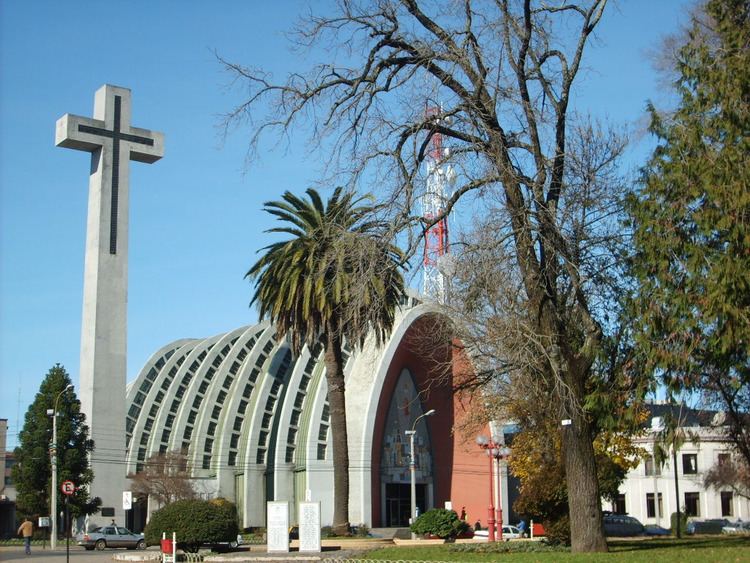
[629,0,750,464]
[12,364,100,521]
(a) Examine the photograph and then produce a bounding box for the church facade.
[54,86,506,534]
[122,297,498,531]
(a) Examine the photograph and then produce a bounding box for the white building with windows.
[608,404,749,526]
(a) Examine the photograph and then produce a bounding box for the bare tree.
[128,451,196,507]
[704,455,750,501]
[222,0,620,551]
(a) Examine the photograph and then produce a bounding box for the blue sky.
[0,0,692,448]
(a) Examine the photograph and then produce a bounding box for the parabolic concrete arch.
[123,296,487,530]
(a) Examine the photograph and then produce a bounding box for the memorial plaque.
[266,501,289,553]
[298,501,321,553]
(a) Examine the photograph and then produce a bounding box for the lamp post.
[406,408,435,531]
[476,434,511,541]
[50,384,73,550]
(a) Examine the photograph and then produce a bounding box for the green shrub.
[353,523,370,537]
[144,498,239,552]
[410,508,469,540]
[670,511,687,536]
[451,539,569,554]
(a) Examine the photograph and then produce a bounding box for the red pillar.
[487,452,496,542]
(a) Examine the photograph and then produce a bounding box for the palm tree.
[248,187,406,534]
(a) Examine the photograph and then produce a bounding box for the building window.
[684,492,700,517]
[721,491,733,517]
[645,456,661,476]
[646,493,663,518]
[718,453,730,466]
[682,453,698,475]
[613,494,626,515]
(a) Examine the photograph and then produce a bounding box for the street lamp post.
[492,445,511,540]
[476,434,511,541]
[50,384,73,550]
[406,408,435,532]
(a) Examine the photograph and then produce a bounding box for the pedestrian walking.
[17,517,33,555]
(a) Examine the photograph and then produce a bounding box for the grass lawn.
[357,536,750,562]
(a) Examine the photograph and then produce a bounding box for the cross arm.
[129,126,164,164]
[55,114,105,153]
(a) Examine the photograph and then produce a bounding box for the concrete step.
[369,527,411,540]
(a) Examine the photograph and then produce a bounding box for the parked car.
[473,525,525,541]
[686,519,730,535]
[500,525,525,539]
[722,521,750,534]
[643,524,671,536]
[603,514,645,537]
[202,535,243,552]
[76,526,145,550]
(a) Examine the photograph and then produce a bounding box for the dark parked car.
[202,536,243,552]
[603,514,645,537]
[76,526,146,550]
[686,519,730,535]
[643,524,671,536]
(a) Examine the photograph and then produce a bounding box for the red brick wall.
[369,315,489,527]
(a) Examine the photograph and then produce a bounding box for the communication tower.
[422,107,455,303]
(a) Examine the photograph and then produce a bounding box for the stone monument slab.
[298,501,321,552]
[266,501,289,553]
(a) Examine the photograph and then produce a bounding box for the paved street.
[0,545,159,561]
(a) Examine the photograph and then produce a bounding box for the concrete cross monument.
[56,85,164,525]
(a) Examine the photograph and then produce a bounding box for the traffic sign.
[61,480,75,495]
[123,491,132,510]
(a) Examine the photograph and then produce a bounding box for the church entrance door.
[384,483,426,527]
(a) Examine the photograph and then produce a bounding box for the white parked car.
[722,521,750,534]
[473,525,525,541]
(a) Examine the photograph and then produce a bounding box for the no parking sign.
[61,480,75,495]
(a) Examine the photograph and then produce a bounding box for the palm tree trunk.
[324,326,350,535]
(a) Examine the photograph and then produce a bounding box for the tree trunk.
[672,445,681,538]
[562,402,607,553]
[324,327,350,535]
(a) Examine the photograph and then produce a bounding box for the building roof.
[643,402,722,429]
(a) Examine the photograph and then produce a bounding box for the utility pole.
[50,384,73,549]
[407,409,435,535]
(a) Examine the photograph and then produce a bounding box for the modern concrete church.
[57,85,503,533]
[123,297,499,531]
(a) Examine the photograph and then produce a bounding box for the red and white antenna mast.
[422,106,455,303]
